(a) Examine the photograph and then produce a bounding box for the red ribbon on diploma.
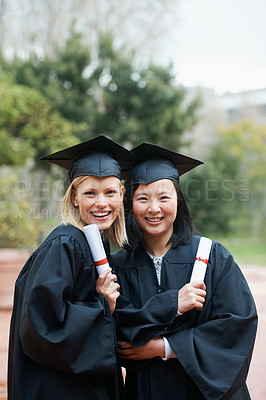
[94,258,108,267]
[195,256,208,265]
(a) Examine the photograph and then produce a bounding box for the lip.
[145,217,163,224]
[91,211,111,221]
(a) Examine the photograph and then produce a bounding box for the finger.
[117,347,132,355]
[97,268,112,285]
[117,341,132,349]
[196,294,205,303]
[110,282,120,290]
[194,296,206,310]
[191,280,206,290]
[103,281,120,295]
[105,273,118,285]
[99,267,112,280]
[194,304,204,310]
[110,289,120,300]
[110,283,120,299]
[195,289,207,297]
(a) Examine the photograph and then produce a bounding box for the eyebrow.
[82,185,119,191]
[135,190,171,196]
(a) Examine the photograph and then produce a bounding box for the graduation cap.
[127,142,203,185]
[40,135,137,181]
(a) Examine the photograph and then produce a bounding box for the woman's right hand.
[117,337,165,360]
[96,268,120,314]
[178,281,206,314]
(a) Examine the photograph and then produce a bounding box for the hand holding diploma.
[83,224,111,276]
[177,237,211,314]
[190,237,212,282]
[83,224,120,314]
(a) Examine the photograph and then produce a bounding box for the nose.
[95,195,107,208]
[147,200,160,214]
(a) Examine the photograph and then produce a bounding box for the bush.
[0,172,42,248]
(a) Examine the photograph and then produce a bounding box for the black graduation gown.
[8,224,124,400]
[113,235,258,400]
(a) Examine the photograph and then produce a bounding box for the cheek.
[132,202,139,215]
[79,198,91,212]
[132,203,144,223]
[168,201,178,220]
[112,196,123,212]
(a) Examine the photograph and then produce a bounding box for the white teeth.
[92,212,110,217]
[147,218,162,222]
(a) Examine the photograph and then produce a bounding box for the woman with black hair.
[113,143,257,400]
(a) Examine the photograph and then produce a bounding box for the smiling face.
[133,179,178,242]
[72,176,124,231]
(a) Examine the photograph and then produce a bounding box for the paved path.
[0,264,265,399]
[242,265,266,400]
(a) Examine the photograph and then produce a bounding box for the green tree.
[90,33,201,148]
[209,121,266,238]
[0,74,84,246]
[2,28,200,148]
[0,173,42,248]
[187,121,266,238]
[0,74,81,166]
[181,162,237,237]
[2,25,95,128]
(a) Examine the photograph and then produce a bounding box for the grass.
[213,237,266,267]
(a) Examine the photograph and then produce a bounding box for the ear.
[116,185,124,207]
[71,188,78,207]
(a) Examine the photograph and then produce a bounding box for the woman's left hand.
[117,337,165,360]
[96,268,120,314]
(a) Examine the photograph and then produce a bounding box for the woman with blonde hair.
[8,135,135,400]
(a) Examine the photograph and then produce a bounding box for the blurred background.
[0,0,265,262]
[0,1,266,399]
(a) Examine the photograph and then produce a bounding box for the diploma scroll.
[83,224,111,278]
[190,237,212,282]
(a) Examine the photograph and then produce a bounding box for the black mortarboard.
[127,142,203,185]
[40,135,136,181]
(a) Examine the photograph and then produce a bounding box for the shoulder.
[193,235,235,266]
[164,235,202,264]
[38,224,91,261]
[210,238,236,267]
[44,224,86,247]
[165,235,233,265]
[112,244,149,269]
[197,237,239,281]
[45,223,84,241]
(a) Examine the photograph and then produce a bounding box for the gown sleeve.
[115,290,179,342]
[112,248,180,342]
[165,243,258,400]
[19,234,117,375]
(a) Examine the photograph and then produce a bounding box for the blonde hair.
[61,176,127,248]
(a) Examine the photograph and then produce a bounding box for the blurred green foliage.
[1,28,201,148]
[0,27,202,247]
[0,173,41,248]
[184,120,266,239]
[0,74,83,165]
[0,26,265,247]
[181,164,237,237]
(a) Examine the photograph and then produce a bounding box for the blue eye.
[107,190,117,196]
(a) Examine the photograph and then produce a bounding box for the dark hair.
[123,180,196,251]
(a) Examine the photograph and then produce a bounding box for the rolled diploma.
[190,237,212,282]
[83,224,111,276]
